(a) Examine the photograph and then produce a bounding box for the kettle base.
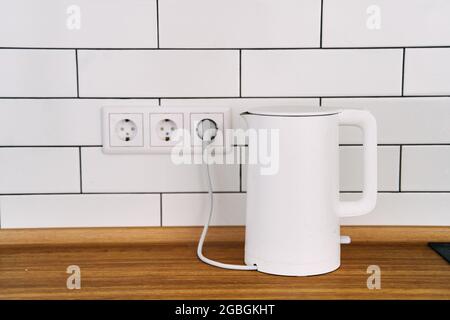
[247,257,340,277]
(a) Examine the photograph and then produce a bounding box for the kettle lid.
[243,106,340,117]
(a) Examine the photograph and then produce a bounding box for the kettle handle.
[337,110,377,217]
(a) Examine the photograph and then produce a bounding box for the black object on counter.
[429,242,450,263]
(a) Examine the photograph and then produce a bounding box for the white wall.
[0,0,449,228]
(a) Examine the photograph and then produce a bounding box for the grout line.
[384,191,450,193]
[155,0,160,48]
[2,46,450,50]
[401,48,406,96]
[160,193,163,226]
[1,95,449,100]
[399,145,403,192]
[320,0,324,48]
[319,97,322,106]
[0,191,246,196]
[1,143,450,148]
[2,191,450,197]
[239,50,242,97]
[342,190,450,194]
[78,147,83,193]
[232,95,450,99]
[239,147,243,192]
[0,193,87,196]
[340,143,450,146]
[0,145,102,148]
[75,49,80,98]
[238,143,450,147]
[239,163,242,192]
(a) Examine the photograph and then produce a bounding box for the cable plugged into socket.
[196,118,218,144]
[190,112,224,150]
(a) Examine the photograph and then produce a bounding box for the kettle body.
[242,106,377,276]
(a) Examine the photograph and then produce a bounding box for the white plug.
[196,118,218,144]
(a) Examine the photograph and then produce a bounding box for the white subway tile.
[0,194,160,228]
[402,146,450,191]
[0,147,80,194]
[340,146,399,192]
[165,192,450,227]
[322,97,450,144]
[242,49,403,96]
[323,0,450,47]
[404,48,450,96]
[159,0,321,48]
[0,99,158,146]
[0,0,157,48]
[0,49,76,97]
[162,193,246,226]
[161,98,319,144]
[78,50,239,97]
[82,147,240,192]
[340,193,450,226]
[241,146,399,192]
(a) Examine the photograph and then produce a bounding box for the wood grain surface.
[0,226,449,299]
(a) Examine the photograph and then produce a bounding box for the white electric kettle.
[241,106,377,276]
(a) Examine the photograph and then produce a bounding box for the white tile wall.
[161,192,450,226]
[340,146,399,192]
[0,148,80,194]
[0,194,160,228]
[321,98,450,144]
[0,99,158,146]
[0,0,158,48]
[81,147,240,193]
[78,50,240,97]
[404,48,450,96]
[162,193,245,226]
[242,146,400,192]
[161,98,320,144]
[242,49,403,96]
[159,0,321,48]
[1,1,450,228]
[340,193,450,226]
[323,0,450,47]
[0,50,76,97]
[402,146,450,191]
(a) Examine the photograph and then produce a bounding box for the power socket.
[150,113,184,147]
[102,106,231,154]
[108,113,144,147]
[190,112,224,149]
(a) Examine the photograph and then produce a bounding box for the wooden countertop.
[0,226,449,299]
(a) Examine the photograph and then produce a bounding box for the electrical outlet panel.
[102,106,232,154]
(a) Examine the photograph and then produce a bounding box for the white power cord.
[196,122,257,271]
[195,120,350,270]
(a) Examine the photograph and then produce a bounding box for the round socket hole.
[115,119,138,142]
[196,119,218,141]
[157,119,178,142]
